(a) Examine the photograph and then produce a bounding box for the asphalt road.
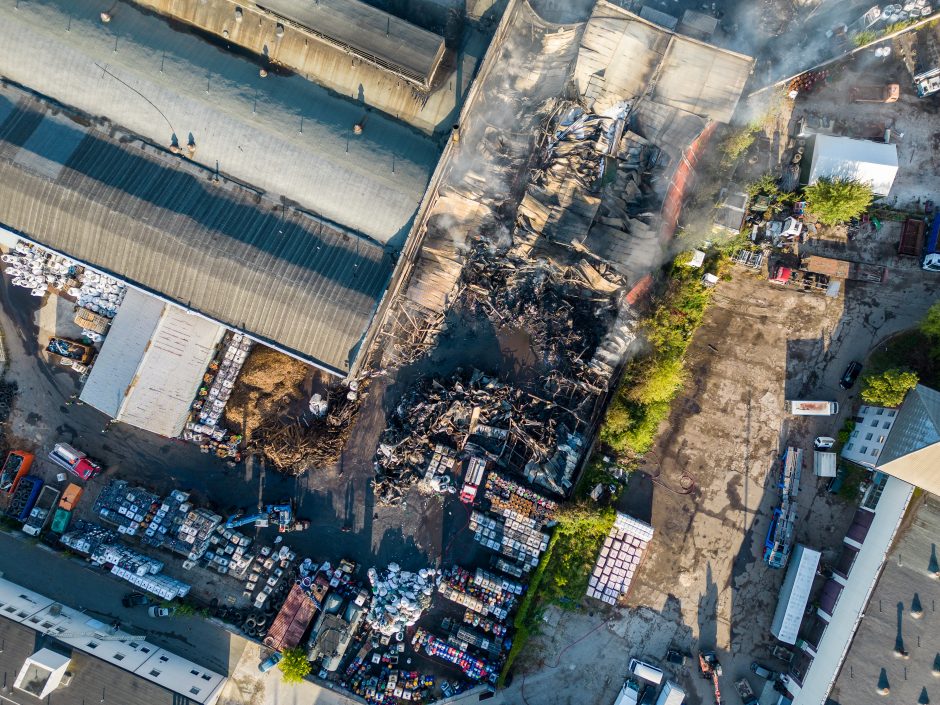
[0,528,245,674]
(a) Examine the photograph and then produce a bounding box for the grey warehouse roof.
[256,0,446,86]
[0,88,393,374]
[0,0,440,245]
[876,384,940,496]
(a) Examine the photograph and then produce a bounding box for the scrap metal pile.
[251,377,368,474]
[374,369,585,502]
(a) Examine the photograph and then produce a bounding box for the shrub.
[278,647,311,685]
[720,125,758,167]
[860,368,919,407]
[804,178,874,225]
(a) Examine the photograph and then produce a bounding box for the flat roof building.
[79,289,225,437]
[827,493,940,705]
[0,576,226,704]
[874,384,940,496]
[0,85,392,374]
[801,135,899,197]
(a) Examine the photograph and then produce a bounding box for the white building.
[802,135,899,197]
[0,576,226,704]
[841,404,897,467]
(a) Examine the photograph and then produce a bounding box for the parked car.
[814,436,836,450]
[121,592,152,608]
[258,652,282,673]
[751,662,775,679]
[148,606,175,618]
[840,361,862,389]
[666,649,688,666]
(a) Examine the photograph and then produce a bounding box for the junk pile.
[1,243,79,298]
[365,563,437,637]
[75,270,127,319]
[60,520,192,599]
[437,567,521,621]
[374,368,585,502]
[250,377,368,474]
[412,628,498,683]
[586,512,654,605]
[185,332,252,459]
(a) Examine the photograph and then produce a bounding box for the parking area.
[488,261,937,705]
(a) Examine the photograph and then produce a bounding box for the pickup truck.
[22,485,60,536]
[49,443,103,481]
[735,678,759,705]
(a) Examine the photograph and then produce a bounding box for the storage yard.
[1,0,940,704]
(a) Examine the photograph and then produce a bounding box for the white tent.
[805,135,898,196]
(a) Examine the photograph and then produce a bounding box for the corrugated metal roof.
[0,0,440,245]
[80,289,166,419]
[876,384,940,496]
[0,91,392,374]
[257,0,445,85]
[81,289,225,437]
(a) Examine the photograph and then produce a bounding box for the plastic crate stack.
[91,543,164,575]
[93,480,161,537]
[437,567,517,621]
[586,512,654,605]
[59,521,117,555]
[119,570,191,600]
[412,628,497,683]
[205,525,254,576]
[141,490,190,550]
[198,333,252,429]
[178,508,223,560]
[469,510,549,571]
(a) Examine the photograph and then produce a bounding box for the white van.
[784,400,839,416]
[629,658,664,685]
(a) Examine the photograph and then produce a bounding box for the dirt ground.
[486,256,938,705]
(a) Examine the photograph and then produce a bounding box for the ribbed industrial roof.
[256,0,445,85]
[0,89,392,374]
[0,0,440,245]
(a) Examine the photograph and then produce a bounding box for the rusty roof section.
[263,584,318,651]
[803,256,851,279]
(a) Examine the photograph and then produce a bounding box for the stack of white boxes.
[586,512,654,605]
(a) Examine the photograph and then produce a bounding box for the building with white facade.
[841,404,898,467]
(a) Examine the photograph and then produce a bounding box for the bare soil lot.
[490,262,937,705]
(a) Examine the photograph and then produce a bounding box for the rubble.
[372,369,589,502]
[251,377,368,474]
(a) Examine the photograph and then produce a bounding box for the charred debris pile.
[373,99,668,501]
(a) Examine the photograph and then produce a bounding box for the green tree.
[804,178,874,225]
[277,647,311,685]
[921,301,940,341]
[860,368,918,407]
[626,355,687,406]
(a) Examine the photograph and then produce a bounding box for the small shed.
[802,134,898,196]
[813,451,838,477]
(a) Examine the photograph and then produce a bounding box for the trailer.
[850,83,900,103]
[898,218,926,257]
[23,485,60,536]
[784,400,838,416]
[0,450,34,493]
[924,214,940,271]
[801,256,886,283]
[5,476,43,522]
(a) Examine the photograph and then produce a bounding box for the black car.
[840,361,862,390]
[121,592,152,608]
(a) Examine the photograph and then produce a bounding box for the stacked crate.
[586,512,654,605]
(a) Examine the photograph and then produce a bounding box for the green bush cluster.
[600,257,714,455]
[499,506,616,684]
[804,177,874,225]
[278,647,311,684]
[860,368,919,407]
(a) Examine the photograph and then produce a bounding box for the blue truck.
[923,214,940,271]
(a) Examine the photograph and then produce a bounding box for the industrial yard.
[0,1,939,705]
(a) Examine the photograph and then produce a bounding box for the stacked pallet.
[587,513,654,605]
